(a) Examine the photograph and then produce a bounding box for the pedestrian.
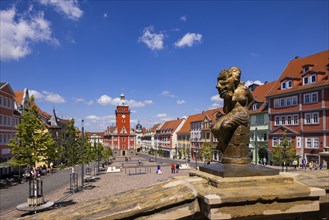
[320,162,323,170]
[263,157,267,166]
[176,163,180,173]
[292,160,298,170]
[171,163,175,174]
[157,165,162,175]
[302,158,306,170]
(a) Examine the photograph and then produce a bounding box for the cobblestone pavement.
[1,156,191,219]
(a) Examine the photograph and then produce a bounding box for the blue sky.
[1,0,328,132]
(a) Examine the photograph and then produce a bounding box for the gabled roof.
[252,81,276,103]
[270,125,300,135]
[177,108,221,134]
[267,50,329,97]
[14,91,24,105]
[0,82,15,96]
[157,118,184,135]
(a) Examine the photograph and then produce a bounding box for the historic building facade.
[248,81,276,164]
[154,118,185,159]
[0,83,20,163]
[267,50,329,166]
[104,93,136,156]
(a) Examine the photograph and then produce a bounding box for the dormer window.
[252,103,258,110]
[281,80,292,90]
[303,74,316,85]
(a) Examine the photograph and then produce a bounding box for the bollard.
[129,170,130,175]
[139,169,141,174]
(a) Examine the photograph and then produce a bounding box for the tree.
[8,97,55,169]
[199,142,213,162]
[271,131,297,168]
[62,118,82,170]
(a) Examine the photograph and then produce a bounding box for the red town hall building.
[104,93,136,157]
[267,50,329,165]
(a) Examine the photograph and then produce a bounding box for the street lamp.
[195,144,198,169]
[81,119,84,189]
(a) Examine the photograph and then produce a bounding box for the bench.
[180,164,191,170]
[107,166,121,173]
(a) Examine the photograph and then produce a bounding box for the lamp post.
[81,119,84,189]
[195,144,198,169]
[255,128,258,165]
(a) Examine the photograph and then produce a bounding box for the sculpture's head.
[216,66,241,98]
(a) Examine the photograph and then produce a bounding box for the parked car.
[149,158,155,162]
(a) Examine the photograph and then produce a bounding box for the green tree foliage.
[199,142,213,161]
[8,97,55,169]
[63,118,82,167]
[271,131,297,166]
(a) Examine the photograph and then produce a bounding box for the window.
[0,96,2,106]
[281,80,292,90]
[297,138,301,148]
[274,99,279,107]
[252,103,258,110]
[303,77,309,85]
[305,137,320,148]
[292,96,297,105]
[274,96,297,108]
[275,116,280,126]
[311,92,318,103]
[281,82,286,89]
[256,115,264,124]
[281,116,285,125]
[273,137,279,147]
[305,113,311,124]
[304,112,319,125]
[263,133,267,141]
[303,74,317,85]
[293,115,298,125]
[287,116,292,125]
[304,94,310,104]
[311,75,316,83]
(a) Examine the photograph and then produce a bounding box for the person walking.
[171,163,175,174]
[157,164,162,175]
[176,163,180,173]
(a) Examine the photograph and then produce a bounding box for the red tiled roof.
[267,50,329,97]
[14,91,24,105]
[160,118,184,132]
[252,81,276,103]
[177,108,221,134]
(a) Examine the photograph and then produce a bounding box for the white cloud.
[29,90,44,100]
[30,89,65,103]
[73,97,93,105]
[97,95,112,105]
[43,91,65,103]
[39,0,83,21]
[86,115,100,120]
[157,113,167,118]
[161,90,175,98]
[138,26,164,51]
[176,99,186,104]
[0,7,59,61]
[175,32,202,48]
[244,80,264,87]
[210,94,223,107]
[180,16,187,22]
[97,94,152,108]
[104,13,108,18]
